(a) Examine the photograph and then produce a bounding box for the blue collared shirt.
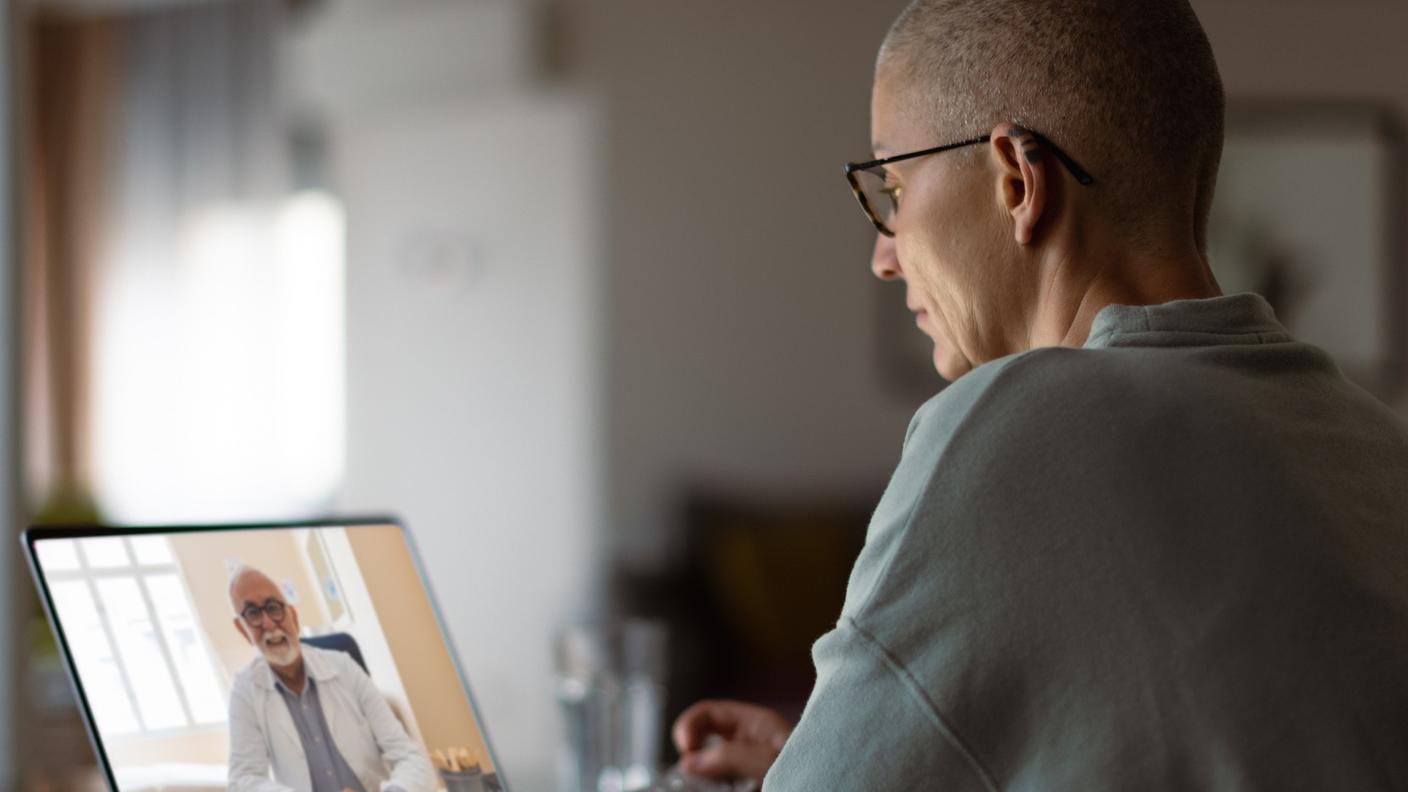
[274,676,383,792]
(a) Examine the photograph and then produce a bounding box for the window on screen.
[38,536,226,736]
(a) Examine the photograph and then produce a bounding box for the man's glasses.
[239,599,288,627]
[843,130,1096,237]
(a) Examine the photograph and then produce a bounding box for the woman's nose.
[871,233,901,280]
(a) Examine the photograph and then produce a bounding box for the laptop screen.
[26,520,503,792]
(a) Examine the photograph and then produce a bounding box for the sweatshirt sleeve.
[763,362,1027,791]
[762,618,995,791]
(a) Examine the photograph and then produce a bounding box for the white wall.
[1190,0,1408,415]
[295,4,605,788]
[333,94,602,792]
[1194,0,1408,109]
[579,0,923,573]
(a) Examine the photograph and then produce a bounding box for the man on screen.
[227,565,435,792]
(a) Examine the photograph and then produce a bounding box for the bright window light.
[147,574,226,724]
[93,191,346,522]
[40,536,229,734]
[96,576,188,731]
[49,579,141,736]
[80,537,132,569]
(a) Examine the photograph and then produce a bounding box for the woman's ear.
[989,123,1048,245]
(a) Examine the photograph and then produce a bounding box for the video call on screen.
[35,524,494,791]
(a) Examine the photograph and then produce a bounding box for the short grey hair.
[878,0,1224,251]
[227,564,274,611]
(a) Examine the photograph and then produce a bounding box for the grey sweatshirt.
[765,293,1408,791]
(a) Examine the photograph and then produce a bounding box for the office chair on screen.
[302,631,419,740]
[302,631,369,674]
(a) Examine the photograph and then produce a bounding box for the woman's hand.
[672,699,792,782]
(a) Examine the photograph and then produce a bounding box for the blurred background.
[0,0,1405,789]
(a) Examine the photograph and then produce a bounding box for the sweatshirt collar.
[1085,293,1290,349]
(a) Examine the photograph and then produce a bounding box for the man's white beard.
[260,627,300,667]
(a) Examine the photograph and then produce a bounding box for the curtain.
[27,0,343,525]
[26,13,119,523]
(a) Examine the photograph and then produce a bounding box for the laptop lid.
[23,518,508,792]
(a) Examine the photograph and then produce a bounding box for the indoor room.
[2,0,1407,790]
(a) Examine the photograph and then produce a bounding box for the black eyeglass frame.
[843,131,1096,237]
[238,598,289,627]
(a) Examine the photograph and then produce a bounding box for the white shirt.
[228,644,436,792]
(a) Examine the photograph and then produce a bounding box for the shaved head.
[878,0,1224,251]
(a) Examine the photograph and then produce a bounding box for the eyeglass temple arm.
[846,133,1094,185]
[1034,134,1096,186]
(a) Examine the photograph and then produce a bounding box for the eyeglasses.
[843,130,1096,237]
[239,599,288,627]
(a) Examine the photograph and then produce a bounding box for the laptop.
[23,518,508,792]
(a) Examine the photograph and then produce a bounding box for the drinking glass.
[555,620,667,792]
